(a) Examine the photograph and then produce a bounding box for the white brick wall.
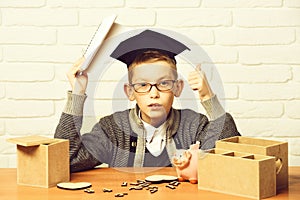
[235,9,300,27]
[0,100,54,118]
[202,0,283,8]
[2,9,78,26]
[215,28,295,45]
[0,84,5,99]
[0,28,56,45]
[0,63,55,81]
[157,9,232,27]
[0,0,299,167]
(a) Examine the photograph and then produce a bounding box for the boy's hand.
[67,57,88,95]
[188,64,214,101]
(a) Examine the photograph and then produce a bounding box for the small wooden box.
[216,136,288,190]
[7,135,70,188]
[198,149,276,199]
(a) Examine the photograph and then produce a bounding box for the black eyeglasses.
[130,80,177,93]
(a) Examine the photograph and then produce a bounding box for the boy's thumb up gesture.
[188,64,214,101]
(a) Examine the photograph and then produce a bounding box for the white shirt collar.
[139,110,166,156]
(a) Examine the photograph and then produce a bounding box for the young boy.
[55,30,240,172]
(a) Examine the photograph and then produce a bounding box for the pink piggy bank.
[172,141,200,184]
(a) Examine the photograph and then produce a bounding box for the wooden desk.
[0,167,299,200]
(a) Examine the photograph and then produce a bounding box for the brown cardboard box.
[216,136,288,190]
[7,135,70,188]
[198,148,276,199]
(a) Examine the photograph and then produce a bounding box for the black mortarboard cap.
[110,29,190,67]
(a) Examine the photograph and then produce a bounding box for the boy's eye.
[134,82,149,89]
[139,83,148,87]
[159,80,170,87]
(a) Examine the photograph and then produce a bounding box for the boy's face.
[124,61,183,127]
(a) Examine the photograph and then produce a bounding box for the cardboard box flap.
[7,135,56,147]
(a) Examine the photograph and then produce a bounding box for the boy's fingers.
[69,57,86,76]
[75,70,88,78]
[74,56,85,67]
[195,64,201,72]
[70,67,80,76]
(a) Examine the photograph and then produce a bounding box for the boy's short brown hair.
[128,50,177,70]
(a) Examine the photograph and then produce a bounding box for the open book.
[79,15,133,74]
[80,14,117,72]
[79,14,132,73]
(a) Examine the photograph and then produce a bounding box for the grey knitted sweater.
[54,92,240,172]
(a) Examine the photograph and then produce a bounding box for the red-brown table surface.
[0,167,299,200]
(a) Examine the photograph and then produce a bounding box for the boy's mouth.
[148,103,163,109]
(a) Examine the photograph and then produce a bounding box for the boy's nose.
[149,85,160,98]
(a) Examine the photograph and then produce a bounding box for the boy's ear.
[124,84,135,101]
[173,79,184,97]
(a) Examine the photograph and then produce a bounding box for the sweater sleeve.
[201,95,225,120]
[63,91,87,116]
[196,95,241,149]
[54,92,101,172]
[197,112,241,150]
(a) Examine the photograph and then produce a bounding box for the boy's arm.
[55,58,102,172]
[188,64,214,102]
[188,65,240,148]
[197,112,240,150]
[188,65,226,120]
[201,95,225,120]
[54,92,101,172]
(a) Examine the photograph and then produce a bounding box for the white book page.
[81,14,117,71]
[83,23,132,74]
